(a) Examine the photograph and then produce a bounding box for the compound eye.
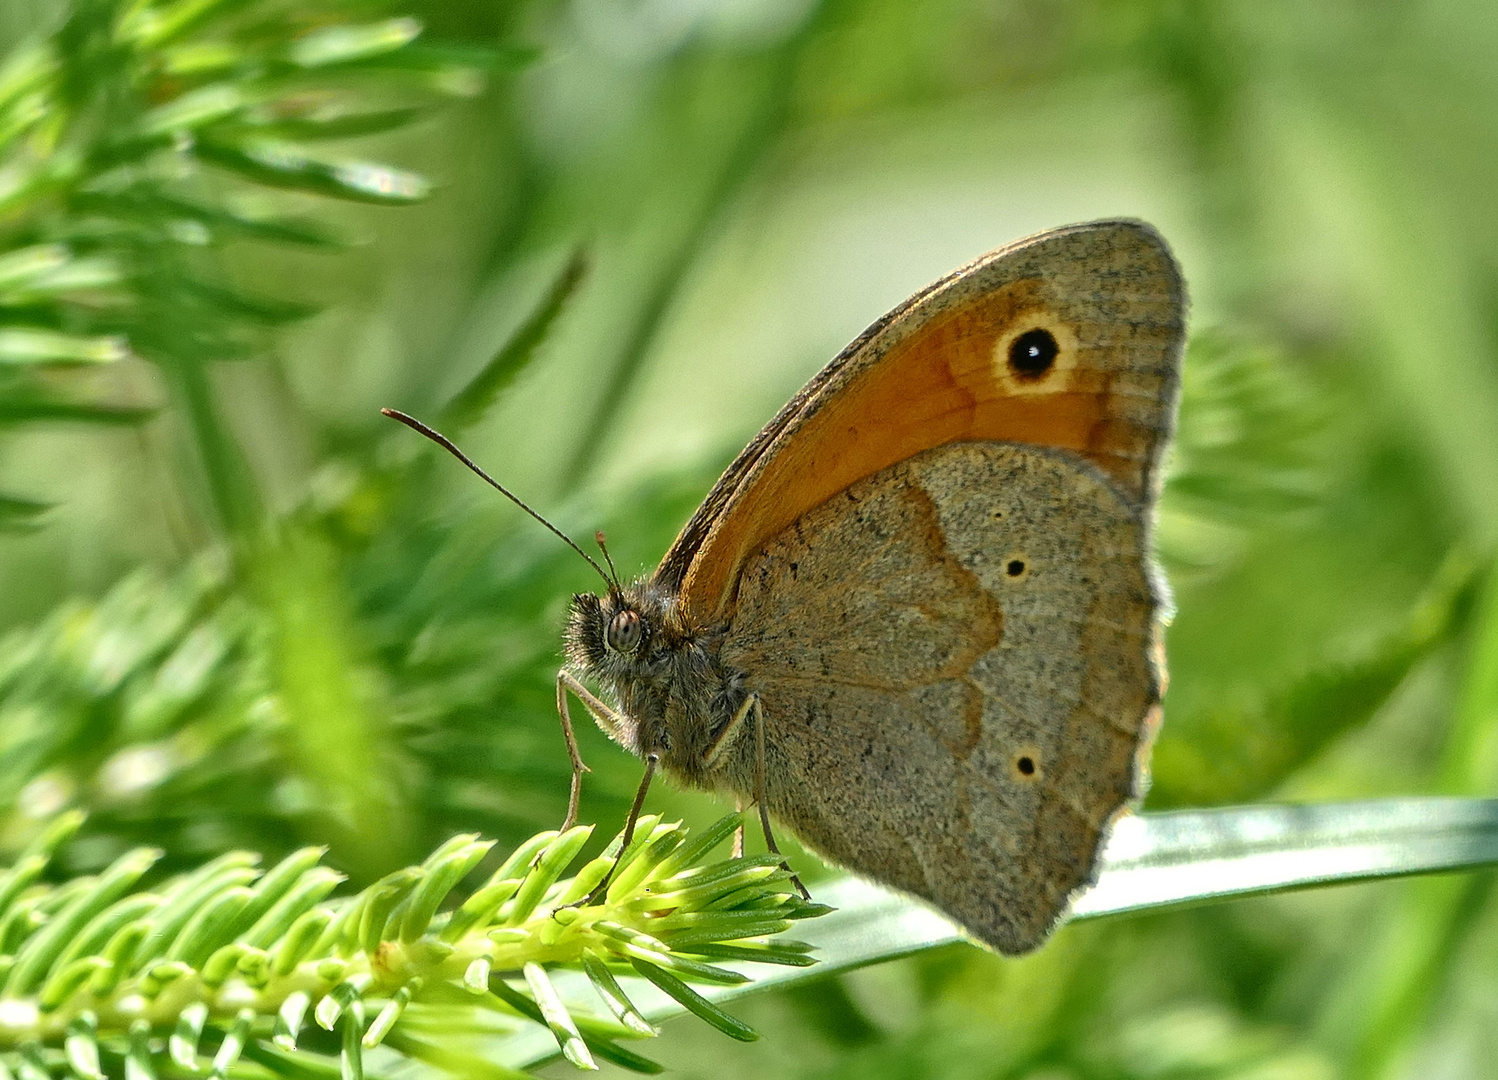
[606,609,643,654]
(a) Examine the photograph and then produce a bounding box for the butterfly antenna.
[381,408,613,588]
[594,531,622,590]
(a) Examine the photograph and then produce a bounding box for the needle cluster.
[0,812,828,1079]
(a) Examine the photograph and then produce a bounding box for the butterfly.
[386,218,1185,955]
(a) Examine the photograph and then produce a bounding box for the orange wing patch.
[671,220,1185,625]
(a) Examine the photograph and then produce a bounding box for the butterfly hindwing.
[719,442,1161,954]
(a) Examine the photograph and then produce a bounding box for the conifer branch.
[0,812,826,1078]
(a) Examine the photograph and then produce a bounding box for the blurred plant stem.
[160,349,261,541]
[251,525,413,876]
[1151,548,1483,807]
[1329,560,1498,1078]
[0,0,511,875]
[560,35,807,487]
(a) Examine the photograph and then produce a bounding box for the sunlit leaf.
[138,83,245,137]
[0,43,55,117]
[0,247,123,306]
[195,139,430,203]
[159,41,245,79]
[289,19,424,69]
[0,328,128,364]
[0,245,71,294]
[117,0,256,50]
[223,106,429,143]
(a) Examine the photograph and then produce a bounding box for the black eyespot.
[606,609,643,655]
[1006,559,1026,577]
[1016,755,1036,777]
[1008,328,1059,379]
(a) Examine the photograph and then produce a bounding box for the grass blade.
[496,796,1498,1070]
[1073,797,1498,916]
[439,248,588,431]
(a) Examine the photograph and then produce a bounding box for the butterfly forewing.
[664,219,1185,625]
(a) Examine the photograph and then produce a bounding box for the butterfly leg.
[582,753,659,905]
[704,694,757,857]
[703,692,753,768]
[748,694,812,901]
[556,669,623,832]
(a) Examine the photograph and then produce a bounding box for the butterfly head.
[564,580,679,680]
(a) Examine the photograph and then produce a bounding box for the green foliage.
[497,796,1498,1069]
[0,0,498,532]
[2,0,1498,1078]
[1151,546,1486,807]
[0,811,824,1079]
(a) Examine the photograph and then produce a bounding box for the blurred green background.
[2,0,1498,1077]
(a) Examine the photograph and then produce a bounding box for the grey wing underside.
[720,441,1164,955]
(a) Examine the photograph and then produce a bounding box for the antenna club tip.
[595,530,607,546]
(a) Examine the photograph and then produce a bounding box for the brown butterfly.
[386,218,1185,955]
